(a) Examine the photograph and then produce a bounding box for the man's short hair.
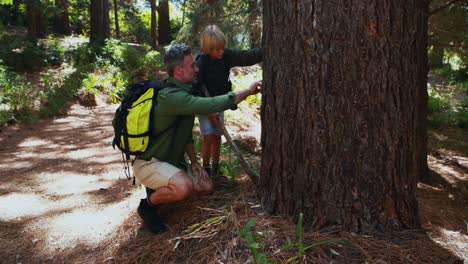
[164,44,192,77]
[200,25,227,55]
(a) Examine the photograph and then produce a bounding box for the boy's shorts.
[198,112,225,136]
[133,158,194,191]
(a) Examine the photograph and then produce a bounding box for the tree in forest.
[259,0,428,234]
[54,0,71,35]
[428,0,467,67]
[26,0,44,40]
[157,0,171,45]
[150,0,157,48]
[246,0,262,48]
[113,0,120,38]
[174,0,261,49]
[90,0,110,45]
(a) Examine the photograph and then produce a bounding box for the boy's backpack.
[112,79,176,180]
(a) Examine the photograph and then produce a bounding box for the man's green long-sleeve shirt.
[140,77,236,170]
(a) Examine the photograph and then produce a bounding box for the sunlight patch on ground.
[62,149,100,159]
[430,228,468,261]
[17,138,56,148]
[0,193,54,221]
[38,173,114,196]
[36,193,139,250]
[0,160,32,170]
[430,163,466,183]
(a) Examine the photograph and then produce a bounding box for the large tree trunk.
[416,9,429,183]
[54,0,72,35]
[113,0,120,38]
[157,0,171,45]
[150,0,157,49]
[259,0,428,234]
[90,0,110,45]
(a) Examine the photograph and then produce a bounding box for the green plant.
[280,213,347,264]
[141,50,163,78]
[237,218,275,264]
[193,135,202,153]
[220,144,240,187]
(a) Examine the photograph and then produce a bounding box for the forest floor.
[0,74,467,263]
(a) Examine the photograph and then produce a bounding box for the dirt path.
[0,102,144,263]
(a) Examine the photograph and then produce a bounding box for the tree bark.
[150,0,157,49]
[26,0,44,40]
[113,0,120,39]
[259,0,428,234]
[90,0,110,45]
[157,0,171,45]
[54,0,72,35]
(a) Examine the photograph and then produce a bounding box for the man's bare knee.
[168,171,193,200]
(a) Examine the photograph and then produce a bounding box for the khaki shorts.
[133,158,193,190]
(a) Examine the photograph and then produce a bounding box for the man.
[134,44,262,233]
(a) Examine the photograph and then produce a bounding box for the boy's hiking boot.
[203,164,211,177]
[137,199,166,234]
[211,163,220,177]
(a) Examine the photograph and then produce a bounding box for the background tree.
[113,0,120,38]
[157,0,171,45]
[90,0,110,45]
[259,0,428,234]
[54,0,71,35]
[150,0,157,48]
[26,0,44,40]
[428,0,467,67]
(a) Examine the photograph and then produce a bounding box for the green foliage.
[429,1,467,62]
[0,67,34,114]
[237,218,275,264]
[219,143,240,187]
[231,66,263,107]
[428,90,450,115]
[174,0,261,49]
[141,50,163,78]
[39,37,66,66]
[279,213,347,264]
[0,35,48,72]
[433,64,468,93]
[68,0,90,35]
[119,6,151,44]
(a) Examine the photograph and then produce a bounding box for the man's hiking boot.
[137,199,167,234]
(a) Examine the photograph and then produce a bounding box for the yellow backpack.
[112,80,177,179]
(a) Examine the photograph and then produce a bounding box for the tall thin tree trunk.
[247,0,261,48]
[54,0,71,35]
[428,46,444,68]
[26,0,43,40]
[259,0,428,234]
[157,0,171,45]
[150,0,157,49]
[90,0,110,45]
[113,0,120,39]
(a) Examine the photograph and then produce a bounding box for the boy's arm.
[226,48,263,67]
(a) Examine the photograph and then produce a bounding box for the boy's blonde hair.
[200,25,227,54]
